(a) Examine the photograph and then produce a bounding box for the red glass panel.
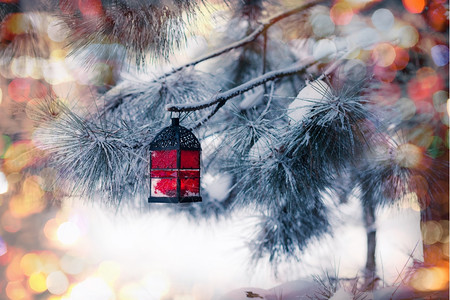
[180,178,200,197]
[151,150,177,169]
[151,170,177,178]
[180,150,200,169]
[180,170,199,178]
[151,178,177,197]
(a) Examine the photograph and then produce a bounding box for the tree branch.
[158,0,324,79]
[167,58,316,113]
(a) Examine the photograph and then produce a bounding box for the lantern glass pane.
[151,170,177,178]
[151,178,177,197]
[180,178,200,197]
[151,150,177,169]
[180,150,200,169]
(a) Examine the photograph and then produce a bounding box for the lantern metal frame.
[148,118,202,203]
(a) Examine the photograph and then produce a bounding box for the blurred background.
[0,0,448,299]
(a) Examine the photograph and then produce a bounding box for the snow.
[313,39,337,61]
[248,135,273,161]
[219,280,320,300]
[287,80,331,123]
[67,193,423,299]
[203,173,232,201]
[329,287,353,300]
[239,87,265,110]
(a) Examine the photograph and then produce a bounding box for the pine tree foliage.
[250,202,329,266]
[23,0,448,272]
[58,0,206,66]
[100,69,220,126]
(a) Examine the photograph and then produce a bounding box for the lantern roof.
[149,118,201,151]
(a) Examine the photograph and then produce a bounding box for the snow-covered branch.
[158,0,324,79]
[166,58,316,113]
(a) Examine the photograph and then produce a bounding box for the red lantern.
[148,118,202,203]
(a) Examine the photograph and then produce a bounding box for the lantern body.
[149,118,202,203]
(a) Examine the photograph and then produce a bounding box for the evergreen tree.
[2,0,448,292]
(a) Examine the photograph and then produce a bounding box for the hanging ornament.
[149,118,202,203]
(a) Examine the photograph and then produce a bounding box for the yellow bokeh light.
[400,192,420,210]
[20,253,42,276]
[29,272,47,293]
[4,13,32,36]
[439,221,449,243]
[9,192,46,218]
[23,176,45,200]
[3,141,35,173]
[97,261,121,285]
[410,267,449,291]
[39,251,60,274]
[119,283,142,300]
[44,218,60,242]
[398,26,419,48]
[422,221,443,245]
[50,49,68,61]
[11,56,42,79]
[57,222,81,245]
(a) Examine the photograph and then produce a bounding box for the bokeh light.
[77,0,104,17]
[60,253,85,275]
[20,253,42,276]
[310,13,335,37]
[410,266,449,291]
[46,271,69,295]
[1,211,22,233]
[5,280,29,300]
[69,277,114,300]
[431,45,449,66]
[394,143,423,168]
[372,43,396,67]
[402,0,426,14]
[0,236,7,256]
[0,2,446,299]
[371,9,394,32]
[28,272,47,293]
[397,26,419,48]
[330,2,354,25]
[1,13,32,40]
[422,221,443,245]
[47,19,69,42]
[7,78,47,103]
[57,222,81,245]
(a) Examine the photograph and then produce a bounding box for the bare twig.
[158,0,324,79]
[167,58,316,113]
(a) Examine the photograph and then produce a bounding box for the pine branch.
[158,0,325,79]
[166,58,316,113]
